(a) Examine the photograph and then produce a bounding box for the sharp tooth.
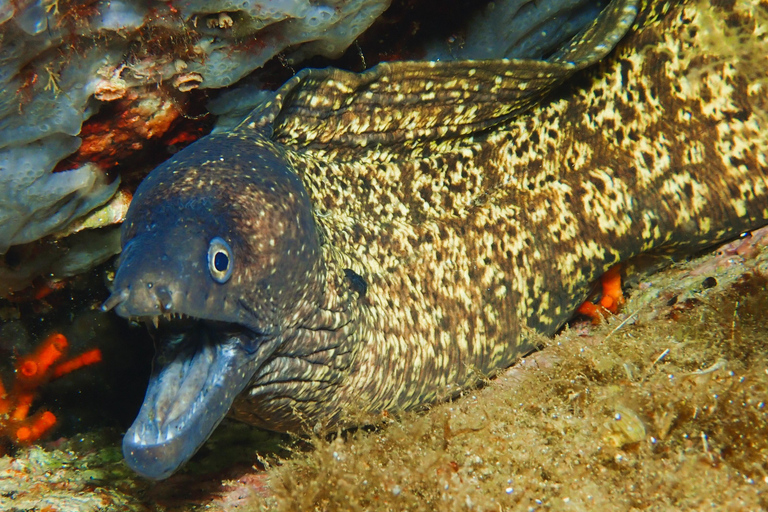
[152,316,159,329]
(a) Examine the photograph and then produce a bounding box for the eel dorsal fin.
[549,0,639,67]
[240,0,639,151]
[246,59,571,150]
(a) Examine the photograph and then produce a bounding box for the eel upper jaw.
[121,317,274,480]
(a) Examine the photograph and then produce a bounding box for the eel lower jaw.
[123,319,269,480]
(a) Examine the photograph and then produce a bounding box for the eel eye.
[208,237,234,283]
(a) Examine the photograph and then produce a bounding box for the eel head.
[103,132,321,479]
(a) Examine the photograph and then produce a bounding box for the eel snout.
[101,235,198,320]
[101,282,178,329]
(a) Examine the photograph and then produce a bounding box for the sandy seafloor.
[0,227,766,511]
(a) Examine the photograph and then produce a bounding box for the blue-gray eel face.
[103,132,322,479]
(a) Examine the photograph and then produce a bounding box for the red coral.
[577,264,626,324]
[0,333,102,451]
[53,87,212,188]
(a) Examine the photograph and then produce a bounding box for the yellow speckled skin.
[223,0,768,430]
[113,0,767,442]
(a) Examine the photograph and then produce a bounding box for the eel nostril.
[156,288,173,312]
[101,288,130,312]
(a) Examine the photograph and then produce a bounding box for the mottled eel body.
[104,0,768,479]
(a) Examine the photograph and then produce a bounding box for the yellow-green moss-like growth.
[261,244,768,512]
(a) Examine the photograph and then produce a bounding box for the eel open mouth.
[122,317,262,480]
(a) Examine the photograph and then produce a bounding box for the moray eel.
[102,0,768,479]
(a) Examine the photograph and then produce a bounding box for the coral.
[0,0,393,256]
[577,264,626,323]
[0,332,102,452]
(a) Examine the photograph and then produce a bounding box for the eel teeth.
[140,312,194,330]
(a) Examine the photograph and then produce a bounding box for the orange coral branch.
[0,379,9,415]
[16,411,57,443]
[10,393,34,422]
[16,333,68,388]
[597,265,625,313]
[52,349,103,379]
[1,332,102,446]
[577,265,625,324]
